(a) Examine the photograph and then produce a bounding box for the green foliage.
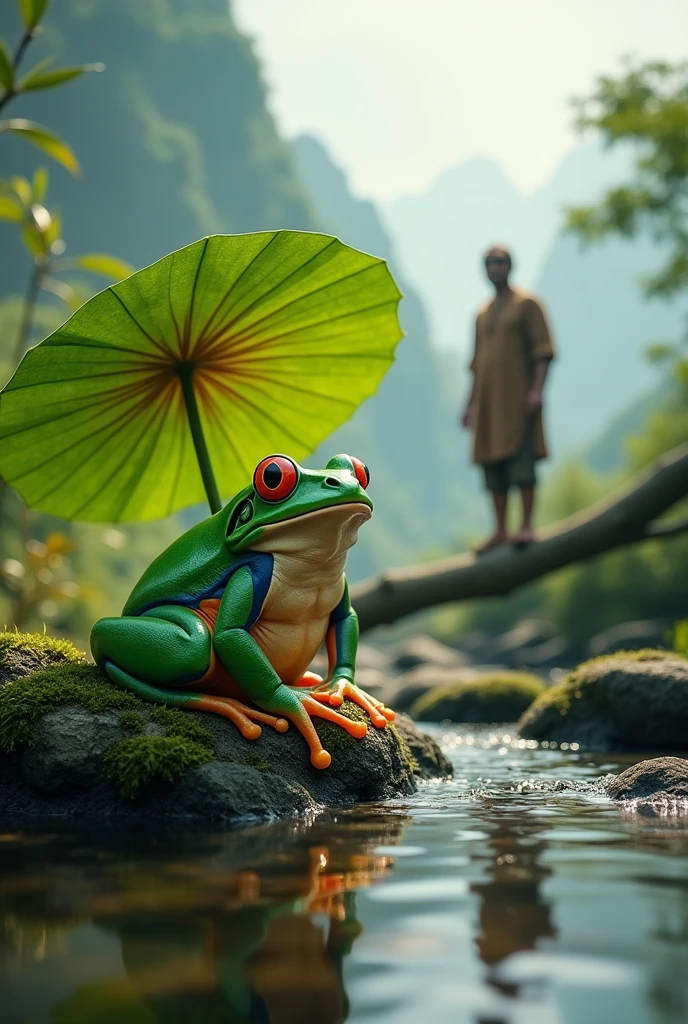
[0,119,78,175]
[536,459,610,524]
[0,40,12,91]
[673,620,688,656]
[18,0,49,33]
[566,59,688,299]
[411,672,545,723]
[0,0,101,173]
[0,663,137,750]
[21,64,103,93]
[0,169,133,362]
[103,734,212,800]
[566,58,688,465]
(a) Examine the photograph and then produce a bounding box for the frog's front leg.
[215,569,367,769]
[91,605,287,740]
[313,581,395,727]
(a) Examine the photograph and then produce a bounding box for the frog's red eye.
[253,455,298,503]
[351,457,370,489]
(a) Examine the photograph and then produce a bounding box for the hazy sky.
[233,0,688,202]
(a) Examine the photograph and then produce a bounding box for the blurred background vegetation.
[0,0,686,660]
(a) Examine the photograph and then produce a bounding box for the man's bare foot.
[474,531,508,555]
[512,526,535,547]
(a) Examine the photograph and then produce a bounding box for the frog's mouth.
[248,502,372,560]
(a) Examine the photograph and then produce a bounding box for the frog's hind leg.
[103,663,274,741]
[92,607,287,740]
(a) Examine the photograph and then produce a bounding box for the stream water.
[2,726,688,1024]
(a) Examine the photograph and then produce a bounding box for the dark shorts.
[482,426,536,493]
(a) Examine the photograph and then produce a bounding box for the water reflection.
[4,731,688,1024]
[469,804,556,995]
[0,814,408,1024]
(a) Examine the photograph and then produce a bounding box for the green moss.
[411,672,545,723]
[0,664,139,751]
[586,647,683,665]
[119,710,144,734]
[388,722,418,774]
[0,630,86,665]
[148,706,215,752]
[235,752,273,773]
[103,735,213,800]
[316,700,370,753]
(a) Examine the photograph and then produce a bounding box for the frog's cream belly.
[249,551,346,683]
[250,616,330,682]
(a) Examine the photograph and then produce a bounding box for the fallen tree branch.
[352,444,688,632]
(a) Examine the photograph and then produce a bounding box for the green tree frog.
[91,454,394,768]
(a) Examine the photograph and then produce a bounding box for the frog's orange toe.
[347,720,368,739]
[274,717,289,733]
[311,749,332,770]
[240,722,262,740]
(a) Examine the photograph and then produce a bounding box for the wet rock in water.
[605,757,688,811]
[518,650,688,752]
[410,671,545,723]
[170,763,316,820]
[0,630,85,687]
[392,634,467,673]
[389,665,479,713]
[0,635,451,824]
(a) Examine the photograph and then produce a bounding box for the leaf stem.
[0,31,33,114]
[14,263,43,364]
[178,363,222,515]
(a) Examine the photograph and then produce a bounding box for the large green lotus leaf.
[0,231,403,521]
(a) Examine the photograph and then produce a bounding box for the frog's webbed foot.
[274,693,368,771]
[312,681,395,728]
[196,695,289,740]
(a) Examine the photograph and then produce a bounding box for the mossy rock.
[0,631,451,822]
[0,630,85,687]
[410,671,545,723]
[518,649,688,752]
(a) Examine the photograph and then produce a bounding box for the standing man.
[461,246,555,552]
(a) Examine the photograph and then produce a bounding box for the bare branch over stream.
[352,444,688,632]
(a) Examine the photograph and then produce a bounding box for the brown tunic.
[470,288,555,465]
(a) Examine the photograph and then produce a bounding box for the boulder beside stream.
[411,671,545,723]
[518,650,688,752]
[0,632,451,825]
